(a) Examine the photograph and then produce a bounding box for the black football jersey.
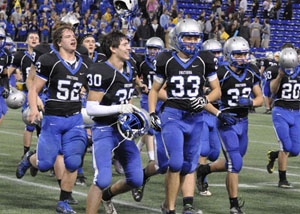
[0,49,10,86]
[139,56,156,94]
[155,50,218,111]
[33,43,52,64]
[218,64,260,118]
[36,52,92,116]
[87,60,137,123]
[91,51,107,63]
[270,66,300,110]
[261,59,277,69]
[11,51,35,91]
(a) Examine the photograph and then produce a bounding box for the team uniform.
[155,50,218,175]
[217,64,260,173]
[270,67,300,156]
[88,61,143,189]
[261,59,277,98]
[0,49,12,117]
[35,51,91,172]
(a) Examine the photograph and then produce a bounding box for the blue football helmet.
[145,37,165,61]
[174,18,202,55]
[279,47,299,76]
[224,36,250,69]
[117,108,150,140]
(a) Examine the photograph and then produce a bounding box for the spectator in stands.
[11,5,22,28]
[204,14,213,41]
[238,18,251,44]
[6,15,16,40]
[136,17,151,47]
[283,0,292,20]
[172,9,184,25]
[150,17,165,42]
[274,0,282,19]
[228,19,239,37]
[263,0,273,19]
[39,17,50,43]
[226,0,235,17]
[239,0,247,21]
[17,15,28,41]
[261,19,270,48]
[59,7,67,19]
[250,17,262,48]
[252,0,259,18]
[170,4,178,20]
[219,25,229,44]
[146,0,159,16]
[73,5,81,19]
[160,8,170,30]
[197,16,205,33]
[0,12,7,29]
[104,7,112,24]
[28,17,39,34]
[39,0,51,15]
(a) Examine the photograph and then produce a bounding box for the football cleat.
[182,204,203,214]
[56,200,76,214]
[131,178,149,202]
[30,166,38,177]
[266,151,276,174]
[68,194,79,205]
[75,174,87,187]
[230,206,244,214]
[198,182,212,197]
[112,158,124,174]
[278,180,292,188]
[196,164,210,193]
[16,151,34,179]
[102,199,117,214]
[161,202,168,214]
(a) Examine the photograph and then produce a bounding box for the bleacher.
[177,0,300,57]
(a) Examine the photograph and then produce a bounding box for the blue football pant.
[218,117,248,173]
[272,107,300,156]
[161,107,202,175]
[37,114,87,172]
[91,124,143,190]
[200,111,221,161]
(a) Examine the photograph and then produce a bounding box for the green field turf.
[1,102,300,214]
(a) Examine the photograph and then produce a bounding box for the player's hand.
[139,83,148,94]
[217,111,237,126]
[37,96,44,112]
[150,112,161,131]
[237,96,253,107]
[189,96,208,112]
[28,108,41,125]
[1,88,9,99]
[118,104,140,114]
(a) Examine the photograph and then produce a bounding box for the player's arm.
[26,64,36,90]
[7,66,16,77]
[148,77,164,113]
[158,82,167,102]
[28,76,46,124]
[270,68,284,94]
[251,84,263,107]
[136,75,148,93]
[206,74,221,103]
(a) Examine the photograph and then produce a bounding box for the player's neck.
[59,48,76,61]
[27,47,33,55]
[177,51,192,60]
[229,65,242,74]
[108,56,125,72]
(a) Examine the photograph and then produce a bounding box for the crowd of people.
[0,0,300,214]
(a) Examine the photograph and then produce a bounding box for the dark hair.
[78,34,94,44]
[101,31,128,58]
[26,32,39,40]
[52,22,74,51]
[281,43,294,50]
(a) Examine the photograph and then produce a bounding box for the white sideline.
[0,174,161,213]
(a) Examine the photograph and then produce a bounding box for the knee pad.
[95,175,112,190]
[156,161,168,174]
[290,147,300,157]
[227,152,243,173]
[125,170,143,188]
[168,158,183,172]
[208,149,220,162]
[64,155,82,172]
[38,160,55,172]
[180,162,193,176]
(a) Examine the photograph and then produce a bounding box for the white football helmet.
[22,106,43,126]
[168,27,176,50]
[117,108,150,140]
[202,39,223,63]
[174,18,202,55]
[0,28,6,49]
[61,13,79,26]
[265,51,274,60]
[81,108,94,125]
[113,0,138,16]
[5,36,16,53]
[5,87,26,109]
[224,36,250,68]
[279,48,299,76]
[145,37,165,61]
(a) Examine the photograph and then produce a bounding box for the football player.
[260,51,278,114]
[197,37,263,214]
[7,32,41,158]
[79,34,107,63]
[196,39,223,197]
[16,23,92,214]
[0,28,12,126]
[266,47,300,189]
[85,31,145,214]
[148,19,234,214]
